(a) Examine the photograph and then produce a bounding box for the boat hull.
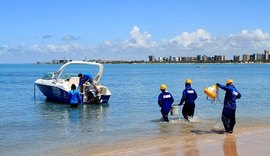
[35,84,110,104]
[36,84,69,103]
[100,95,110,103]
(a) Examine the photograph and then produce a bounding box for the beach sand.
[49,125,270,156]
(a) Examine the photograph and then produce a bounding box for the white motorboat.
[35,61,111,104]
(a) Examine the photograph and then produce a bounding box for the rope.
[206,87,222,105]
[34,84,36,101]
[205,87,223,129]
[212,114,222,129]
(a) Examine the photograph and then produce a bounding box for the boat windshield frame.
[53,61,104,83]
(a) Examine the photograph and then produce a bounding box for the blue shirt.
[158,91,174,113]
[217,83,241,110]
[68,89,82,104]
[79,73,92,86]
[179,85,197,106]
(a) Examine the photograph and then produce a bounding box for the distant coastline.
[36,59,270,65]
[37,50,270,64]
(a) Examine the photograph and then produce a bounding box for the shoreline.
[47,124,270,156]
[1,62,270,65]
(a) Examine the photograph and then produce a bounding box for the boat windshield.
[59,73,78,79]
[41,72,54,80]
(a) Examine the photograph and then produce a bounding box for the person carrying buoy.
[216,79,241,134]
[178,79,198,121]
[158,84,174,122]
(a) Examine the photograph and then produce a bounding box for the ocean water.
[0,63,270,155]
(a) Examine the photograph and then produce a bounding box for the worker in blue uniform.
[216,79,241,134]
[179,79,197,121]
[78,73,93,93]
[158,84,174,122]
[78,73,99,103]
[68,84,82,108]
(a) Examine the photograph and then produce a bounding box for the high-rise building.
[250,54,256,61]
[233,55,240,62]
[242,54,250,62]
[202,55,208,62]
[148,55,155,62]
[172,56,179,62]
[265,50,270,60]
[181,57,189,62]
[221,55,226,61]
[169,56,173,62]
[178,57,182,62]
[191,57,197,62]
[257,53,264,60]
[197,55,202,61]
[214,55,223,61]
[158,57,164,62]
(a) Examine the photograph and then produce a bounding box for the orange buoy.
[204,85,218,100]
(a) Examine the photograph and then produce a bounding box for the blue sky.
[1,0,270,63]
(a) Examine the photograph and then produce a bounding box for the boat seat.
[99,87,107,94]
[68,77,80,89]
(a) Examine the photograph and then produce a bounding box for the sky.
[1,0,270,63]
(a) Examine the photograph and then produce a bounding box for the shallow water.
[0,63,270,155]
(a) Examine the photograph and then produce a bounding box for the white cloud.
[214,28,270,51]
[1,27,270,63]
[0,45,8,55]
[123,26,157,48]
[168,29,212,48]
[32,44,44,53]
[31,43,91,54]
[104,40,113,46]
[230,29,270,41]
[0,43,27,55]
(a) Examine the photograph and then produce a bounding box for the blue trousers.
[161,110,169,122]
[222,108,236,133]
[182,103,195,120]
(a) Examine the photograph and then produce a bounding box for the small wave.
[188,116,201,122]
[168,116,202,124]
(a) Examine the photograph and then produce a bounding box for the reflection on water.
[36,100,109,120]
[157,121,199,156]
[183,135,199,156]
[35,99,110,136]
[223,135,238,156]
[182,124,199,156]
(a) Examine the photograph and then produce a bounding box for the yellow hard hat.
[160,84,167,90]
[185,79,192,84]
[226,79,234,85]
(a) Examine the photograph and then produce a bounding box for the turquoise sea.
[1,64,270,155]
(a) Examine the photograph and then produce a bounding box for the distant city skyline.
[1,0,270,63]
[148,50,270,63]
[38,50,270,64]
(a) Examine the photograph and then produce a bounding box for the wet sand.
[50,126,270,156]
